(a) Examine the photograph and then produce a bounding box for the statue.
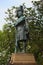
[14,6,29,53]
[8,6,36,65]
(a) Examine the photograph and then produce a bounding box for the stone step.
[9,53,37,65]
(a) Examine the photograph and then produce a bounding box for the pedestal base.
[9,53,37,65]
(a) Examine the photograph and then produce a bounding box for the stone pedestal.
[9,53,37,65]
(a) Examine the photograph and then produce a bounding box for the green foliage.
[0,24,15,65]
[28,1,43,65]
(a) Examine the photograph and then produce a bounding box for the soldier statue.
[14,6,29,53]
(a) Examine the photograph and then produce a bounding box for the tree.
[0,24,15,65]
[27,1,43,65]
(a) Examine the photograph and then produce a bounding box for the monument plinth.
[9,53,37,65]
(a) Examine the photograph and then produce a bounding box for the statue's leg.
[24,41,27,53]
[25,41,27,53]
[15,38,18,53]
[17,41,20,52]
[23,41,25,53]
[15,42,16,53]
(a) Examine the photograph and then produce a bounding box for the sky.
[0,0,40,30]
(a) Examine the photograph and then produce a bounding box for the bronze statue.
[14,6,29,53]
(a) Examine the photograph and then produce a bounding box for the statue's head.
[16,6,23,18]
